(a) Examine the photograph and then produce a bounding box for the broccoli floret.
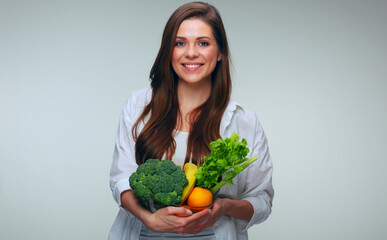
[170,168,189,196]
[159,159,179,174]
[150,172,174,194]
[136,159,158,175]
[129,159,188,207]
[145,158,160,165]
[131,181,152,200]
[153,191,182,206]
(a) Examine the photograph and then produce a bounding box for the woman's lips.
[182,64,203,71]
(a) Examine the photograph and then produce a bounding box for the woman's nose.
[185,44,199,58]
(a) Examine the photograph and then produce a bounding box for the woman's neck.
[176,79,211,132]
[177,80,211,111]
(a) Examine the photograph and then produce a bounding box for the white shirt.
[108,88,274,240]
[171,130,189,167]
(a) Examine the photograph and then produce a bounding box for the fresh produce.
[180,163,198,204]
[129,159,188,206]
[129,132,256,212]
[187,187,213,212]
[195,132,258,195]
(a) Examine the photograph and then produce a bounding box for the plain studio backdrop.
[1,0,386,239]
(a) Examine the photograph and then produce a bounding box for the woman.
[109,2,274,239]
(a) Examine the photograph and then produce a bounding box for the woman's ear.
[217,52,222,62]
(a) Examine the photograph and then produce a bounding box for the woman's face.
[172,18,221,87]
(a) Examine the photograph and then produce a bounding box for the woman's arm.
[219,198,253,221]
[120,190,152,225]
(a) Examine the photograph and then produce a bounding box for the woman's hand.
[191,198,226,233]
[121,190,211,234]
[192,197,254,233]
[144,206,211,234]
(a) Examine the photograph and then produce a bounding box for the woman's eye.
[175,41,185,46]
[199,41,209,46]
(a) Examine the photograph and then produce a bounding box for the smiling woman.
[108,2,274,240]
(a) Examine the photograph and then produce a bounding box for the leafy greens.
[195,132,258,194]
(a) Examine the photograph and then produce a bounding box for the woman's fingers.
[146,206,214,234]
[197,199,225,230]
[180,209,211,234]
[165,206,193,216]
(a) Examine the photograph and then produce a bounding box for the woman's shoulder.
[222,99,262,143]
[227,99,257,123]
[129,87,152,103]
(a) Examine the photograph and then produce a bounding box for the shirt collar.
[220,99,241,136]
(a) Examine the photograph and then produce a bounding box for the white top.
[108,88,274,240]
[171,130,189,167]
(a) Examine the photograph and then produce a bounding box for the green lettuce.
[195,132,258,195]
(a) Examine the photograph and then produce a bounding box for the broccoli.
[129,159,188,207]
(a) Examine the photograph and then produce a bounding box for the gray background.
[1,0,386,239]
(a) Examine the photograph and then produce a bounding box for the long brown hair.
[132,2,231,165]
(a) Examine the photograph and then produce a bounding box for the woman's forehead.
[176,19,214,39]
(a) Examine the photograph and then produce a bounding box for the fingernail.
[186,210,193,214]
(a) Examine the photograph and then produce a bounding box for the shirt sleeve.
[234,112,274,232]
[109,95,140,208]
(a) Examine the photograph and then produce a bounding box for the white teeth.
[184,64,201,68]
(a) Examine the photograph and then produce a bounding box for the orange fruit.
[187,187,213,211]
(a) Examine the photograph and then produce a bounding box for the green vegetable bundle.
[195,132,258,194]
[129,159,188,206]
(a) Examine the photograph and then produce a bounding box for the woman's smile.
[182,62,204,71]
